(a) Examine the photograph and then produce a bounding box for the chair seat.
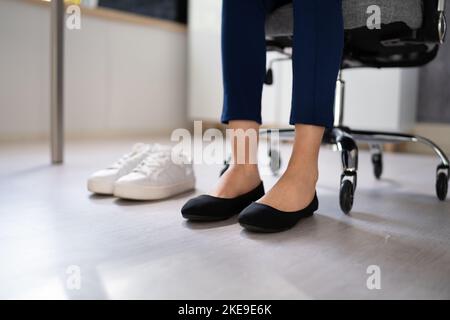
[266,0,423,37]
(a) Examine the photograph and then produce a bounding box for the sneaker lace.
[134,152,170,176]
[108,143,148,169]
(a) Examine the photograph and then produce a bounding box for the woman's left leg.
[258,0,344,212]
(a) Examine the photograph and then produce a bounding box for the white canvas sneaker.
[87,143,159,195]
[113,149,195,200]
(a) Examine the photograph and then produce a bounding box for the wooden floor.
[0,138,449,300]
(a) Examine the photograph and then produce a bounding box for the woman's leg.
[221,0,275,125]
[182,0,291,221]
[290,0,344,127]
[258,0,344,211]
[213,0,288,198]
[258,124,324,211]
[211,120,261,198]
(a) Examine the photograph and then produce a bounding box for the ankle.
[230,163,258,171]
[229,164,260,179]
[285,164,319,184]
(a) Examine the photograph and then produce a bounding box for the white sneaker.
[87,143,159,195]
[113,149,196,200]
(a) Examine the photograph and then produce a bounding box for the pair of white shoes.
[87,143,195,200]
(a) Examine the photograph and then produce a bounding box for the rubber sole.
[87,179,115,195]
[114,178,196,201]
[182,214,232,222]
[239,223,288,233]
[240,211,315,233]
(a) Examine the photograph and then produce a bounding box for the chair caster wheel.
[436,167,448,201]
[265,68,273,85]
[372,153,383,180]
[268,149,281,176]
[340,172,356,214]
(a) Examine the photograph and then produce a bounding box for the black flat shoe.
[238,193,318,233]
[181,182,265,221]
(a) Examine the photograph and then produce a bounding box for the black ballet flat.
[181,182,265,222]
[238,193,318,233]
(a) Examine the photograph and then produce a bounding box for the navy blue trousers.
[221,0,344,128]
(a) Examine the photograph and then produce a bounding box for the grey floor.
[0,138,449,300]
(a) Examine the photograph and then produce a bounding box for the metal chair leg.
[50,0,65,164]
[349,129,449,201]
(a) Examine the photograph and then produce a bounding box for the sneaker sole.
[87,180,115,195]
[114,178,196,201]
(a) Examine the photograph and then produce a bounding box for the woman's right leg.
[211,120,261,198]
[214,0,287,198]
[181,0,285,221]
[220,0,268,125]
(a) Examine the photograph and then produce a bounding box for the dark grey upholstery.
[266,0,423,37]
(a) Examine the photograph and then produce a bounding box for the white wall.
[187,0,222,122]
[0,0,188,141]
[342,68,419,131]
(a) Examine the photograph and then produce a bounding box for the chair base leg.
[347,127,449,204]
[259,126,449,213]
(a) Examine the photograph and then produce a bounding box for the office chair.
[240,0,448,214]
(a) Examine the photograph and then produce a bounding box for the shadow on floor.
[183,216,239,230]
[105,190,197,207]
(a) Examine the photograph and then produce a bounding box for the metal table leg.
[51,0,64,164]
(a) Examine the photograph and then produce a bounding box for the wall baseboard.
[399,123,450,155]
[188,121,450,156]
[0,128,181,145]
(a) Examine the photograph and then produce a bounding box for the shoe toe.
[239,203,296,233]
[180,198,198,216]
[181,196,229,221]
[238,203,268,228]
[115,173,144,185]
[87,170,117,194]
[182,196,212,219]
[113,173,147,199]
